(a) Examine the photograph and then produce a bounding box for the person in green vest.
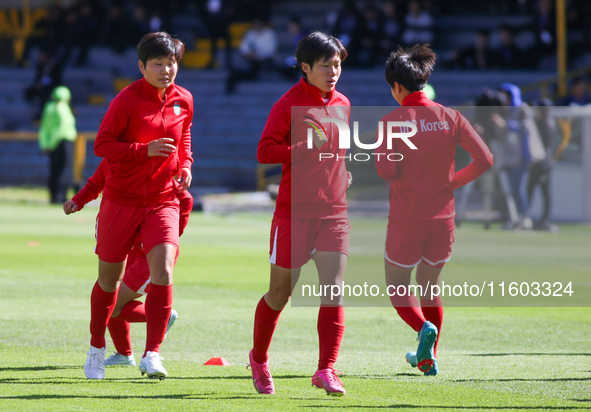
[38,85,77,204]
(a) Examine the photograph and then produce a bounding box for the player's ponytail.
[407,44,435,74]
[385,44,436,92]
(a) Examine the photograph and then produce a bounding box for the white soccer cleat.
[84,346,106,379]
[104,352,136,366]
[139,351,167,380]
[164,309,178,339]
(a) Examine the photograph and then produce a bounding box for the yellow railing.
[520,65,591,101]
[256,164,282,191]
[0,131,96,186]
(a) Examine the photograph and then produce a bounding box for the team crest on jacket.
[173,101,181,116]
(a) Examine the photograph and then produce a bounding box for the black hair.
[475,88,507,107]
[531,97,554,107]
[296,31,348,77]
[384,44,435,92]
[571,75,587,86]
[137,32,185,67]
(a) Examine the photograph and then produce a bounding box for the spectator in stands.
[499,83,535,229]
[287,15,307,49]
[402,0,434,46]
[380,1,402,64]
[494,25,522,69]
[72,1,98,67]
[19,5,64,68]
[225,19,277,94]
[527,98,559,231]
[532,0,556,59]
[38,86,77,205]
[558,76,591,106]
[201,0,234,70]
[128,6,152,46]
[355,5,383,67]
[24,47,67,122]
[472,89,509,228]
[566,0,591,59]
[278,15,307,80]
[99,6,129,53]
[445,29,496,69]
[326,0,359,55]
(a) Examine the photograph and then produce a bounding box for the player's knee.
[98,277,120,293]
[266,289,291,310]
[150,267,173,285]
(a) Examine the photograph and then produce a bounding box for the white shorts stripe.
[384,250,421,268]
[269,226,278,264]
[94,217,99,254]
[137,277,151,296]
[421,256,451,266]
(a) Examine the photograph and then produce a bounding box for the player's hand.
[347,171,352,188]
[176,167,192,191]
[313,129,327,149]
[148,138,176,157]
[63,200,79,215]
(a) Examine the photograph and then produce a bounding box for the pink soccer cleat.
[312,368,346,396]
[247,350,275,394]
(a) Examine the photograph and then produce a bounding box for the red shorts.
[122,253,151,295]
[384,229,455,268]
[269,216,350,269]
[95,197,180,263]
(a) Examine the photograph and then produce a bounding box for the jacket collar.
[298,77,334,105]
[402,91,436,107]
[140,77,175,102]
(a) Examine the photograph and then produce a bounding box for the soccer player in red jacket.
[375,45,493,375]
[63,159,192,367]
[84,32,193,380]
[249,32,351,396]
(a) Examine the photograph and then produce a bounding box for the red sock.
[421,296,443,357]
[115,300,146,323]
[252,295,282,364]
[107,317,132,356]
[390,292,426,332]
[317,305,345,370]
[89,281,118,348]
[144,283,172,355]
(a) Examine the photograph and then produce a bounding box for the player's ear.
[138,60,145,75]
[301,62,310,76]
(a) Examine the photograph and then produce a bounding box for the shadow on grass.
[454,377,591,383]
[0,365,80,372]
[167,374,309,380]
[462,353,591,357]
[0,394,257,401]
[301,405,591,410]
[343,373,421,380]
[0,378,162,385]
[0,374,311,385]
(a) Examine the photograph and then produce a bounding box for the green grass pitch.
[0,189,590,411]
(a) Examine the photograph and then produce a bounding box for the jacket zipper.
[323,103,331,209]
[144,94,166,206]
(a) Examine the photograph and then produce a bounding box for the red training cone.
[204,357,230,366]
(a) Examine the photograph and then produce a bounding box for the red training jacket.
[257,78,351,219]
[94,77,193,207]
[375,91,493,233]
[71,159,193,237]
